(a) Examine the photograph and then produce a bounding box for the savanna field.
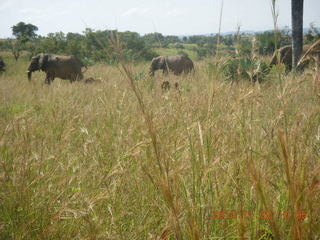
[0,53,319,239]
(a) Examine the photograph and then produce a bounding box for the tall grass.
[0,49,319,239]
[216,0,224,57]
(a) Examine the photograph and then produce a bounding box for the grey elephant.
[0,56,5,73]
[149,55,194,76]
[27,53,87,84]
[252,41,320,82]
[269,41,320,71]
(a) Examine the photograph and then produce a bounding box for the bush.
[255,29,291,55]
[1,28,159,64]
[222,57,269,82]
[196,48,212,59]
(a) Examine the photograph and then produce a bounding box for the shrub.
[222,57,269,82]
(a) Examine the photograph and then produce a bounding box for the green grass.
[182,43,198,50]
[152,47,197,60]
[0,54,319,239]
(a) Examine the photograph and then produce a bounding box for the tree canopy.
[12,22,39,41]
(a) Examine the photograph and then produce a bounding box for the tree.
[9,39,23,61]
[304,23,320,43]
[10,22,38,61]
[255,29,291,55]
[142,33,165,48]
[291,0,304,70]
[12,22,38,42]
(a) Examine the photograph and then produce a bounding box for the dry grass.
[0,55,319,239]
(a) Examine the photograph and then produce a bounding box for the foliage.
[2,27,158,64]
[8,22,39,61]
[152,47,197,60]
[9,40,24,61]
[11,22,38,43]
[120,31,158,61]
[142,32,165,47]
[222,57,269,82]
[304,23,320,43]
[168,43,185,49]
[196,47,213,59]
[142,33,181,48]
[2,21,320,65]
[255,29,291,55]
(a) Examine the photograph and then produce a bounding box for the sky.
[0,0,320,38]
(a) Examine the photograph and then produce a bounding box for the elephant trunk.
[149,68,155,77]
[27,71,32,81]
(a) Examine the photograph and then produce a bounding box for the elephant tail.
[82,65,88,74]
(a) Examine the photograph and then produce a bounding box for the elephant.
[0,56,5,73]
[83,77,103,84]
[27,53,87,84]
[161,81,170,90]
[149,54,194,76]
[269,40,320,71]
[252,40,320,82]
[160,81,180,91]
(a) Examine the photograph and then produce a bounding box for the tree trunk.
[291,0,304,70]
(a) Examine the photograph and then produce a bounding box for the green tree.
[119,31,157,61]
[9,39,24,61]
[12,22,38,42]
[11,22,39,60]
[304,23,320,43]
[66,32,86,59]
[255,29,291,55]
[142,33,165,48]
[163,35,181,47]
[82,28,114,63]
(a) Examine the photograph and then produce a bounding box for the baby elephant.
[149,54,194,76]
[0,56,5,73]
[83,77,103,84]
[27,53,87,84]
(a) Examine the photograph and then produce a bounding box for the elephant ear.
[151,57,159,67]
[38,54,49,71]
[159,56,166,69]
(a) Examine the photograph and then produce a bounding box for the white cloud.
[0,0,14,12]
[0,0,319,38]
[166,8,189,17]
[122,7,150,17]
[18,7,67,22]
[19,8,42,15]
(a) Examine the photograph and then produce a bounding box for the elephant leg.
[70,73,83,83]
[162,68,169,75]
[69,73,76,83]
[47,77,54,85]
[77,72,84,81]
[175,69,182,75]
[44,76,50,84]
[45,74,53,85]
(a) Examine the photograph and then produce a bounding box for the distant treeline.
[1,22,320,64]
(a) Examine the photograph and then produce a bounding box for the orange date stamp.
[210,210,307,221]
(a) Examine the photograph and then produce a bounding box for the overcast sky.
[1,0,319,37]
